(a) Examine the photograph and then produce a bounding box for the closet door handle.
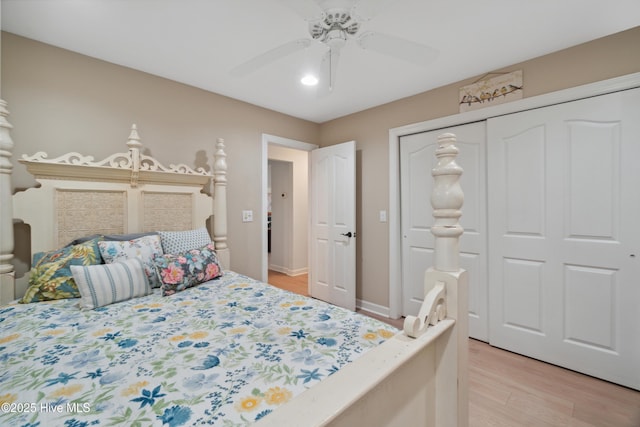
[341,231,353,238]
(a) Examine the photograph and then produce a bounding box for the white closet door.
[400,121,488,340]
[488,88,640,390]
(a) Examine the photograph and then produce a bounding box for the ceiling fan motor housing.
[309,8,359,43]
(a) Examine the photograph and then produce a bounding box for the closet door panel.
[488,87,640,390]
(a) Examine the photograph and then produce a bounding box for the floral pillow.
[98,234,164,288]
[21,237,103,303]
[154,242,223,296]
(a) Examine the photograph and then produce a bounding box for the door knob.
[341,232,353,238]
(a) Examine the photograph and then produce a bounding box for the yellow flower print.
[0,393,17,404]
[93,328,112,337]
[277,327,292,335]
[280,303,292,308]
[44,329,65,336]
[229,327,247,335]
[179,301,194,306]
[169,335,186,342]
[121,381,149,397]
[50,384,83,398]
[235,395,262,412]
[148,303,163,308]
[293,301,306,306]
[363,332,377,340]
[264,387,292,405]
[0,333,20,344]
[378,329,395,339]
[189,331,208,340]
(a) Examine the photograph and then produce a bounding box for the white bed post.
[403,132,469,426]
[0,100,15,304]
[431,133,468,427]
[213,138,230,269]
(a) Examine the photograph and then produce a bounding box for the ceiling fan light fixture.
[301,74,319,86]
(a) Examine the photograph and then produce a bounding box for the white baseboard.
[356,298,392,319]
[268,265,308,277]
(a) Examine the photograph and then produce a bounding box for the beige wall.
[320,26,640,307]
[3,27,639,309]
[2,32,320,280]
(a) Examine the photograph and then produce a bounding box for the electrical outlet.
[242,210,253,222]
[379,210,387,222]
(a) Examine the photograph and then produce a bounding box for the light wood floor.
[267,271,640,427]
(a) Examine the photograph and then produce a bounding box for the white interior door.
[309,141,356,310]
[400,122,488,340]
[488,88,640,390]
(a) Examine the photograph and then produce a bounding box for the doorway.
[261,134,317,283]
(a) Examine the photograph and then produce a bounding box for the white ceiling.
[2,0,639,123]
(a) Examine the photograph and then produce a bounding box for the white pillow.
[98,234,164,288]
[71,258,152,310]
[158,227,212,254]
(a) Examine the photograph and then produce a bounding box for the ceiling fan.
[230,0,438,95]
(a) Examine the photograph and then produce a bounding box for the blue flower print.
[68,349,102,368]
[297,368,323,384]
[84,368,106,379]
[157,405,192,426]
[99,370,128,385]
[117,338,138,348]
[316,337,337,347]
[292,348,322,365]
[131,385,167,409]
[290,329,308,339]
[178,341,193,348]
[99,331,121,341]
[182,373,219,391]
[191,355,220,370]
[44,372,79,387]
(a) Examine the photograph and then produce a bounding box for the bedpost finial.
[431,132,464,272]
[127,124,142,149]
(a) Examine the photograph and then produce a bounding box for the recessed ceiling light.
[301,74,319,86]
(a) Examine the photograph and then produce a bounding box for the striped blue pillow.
[71,258,152,309]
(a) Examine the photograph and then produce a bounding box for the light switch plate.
[242,210,253,222]
[379,210,387,222]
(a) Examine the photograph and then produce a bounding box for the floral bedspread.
[0,271,397,426]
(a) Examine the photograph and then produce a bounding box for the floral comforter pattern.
[0,271,397,426]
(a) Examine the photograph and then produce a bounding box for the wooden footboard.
[258,133,469,427]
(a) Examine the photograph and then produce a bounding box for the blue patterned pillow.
[21,238,104,303]
[158,227,212,254]
[71,258,152,309]
[154,243,223,296]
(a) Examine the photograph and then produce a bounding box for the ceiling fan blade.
[276,0,324,21]
[357,31,438,66]
[317,47,341,97]
[231,39,312,77]
[351,0,393,21]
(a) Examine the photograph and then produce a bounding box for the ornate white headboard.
[1,119,229,303]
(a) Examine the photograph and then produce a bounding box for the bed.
[0,103,468,426]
